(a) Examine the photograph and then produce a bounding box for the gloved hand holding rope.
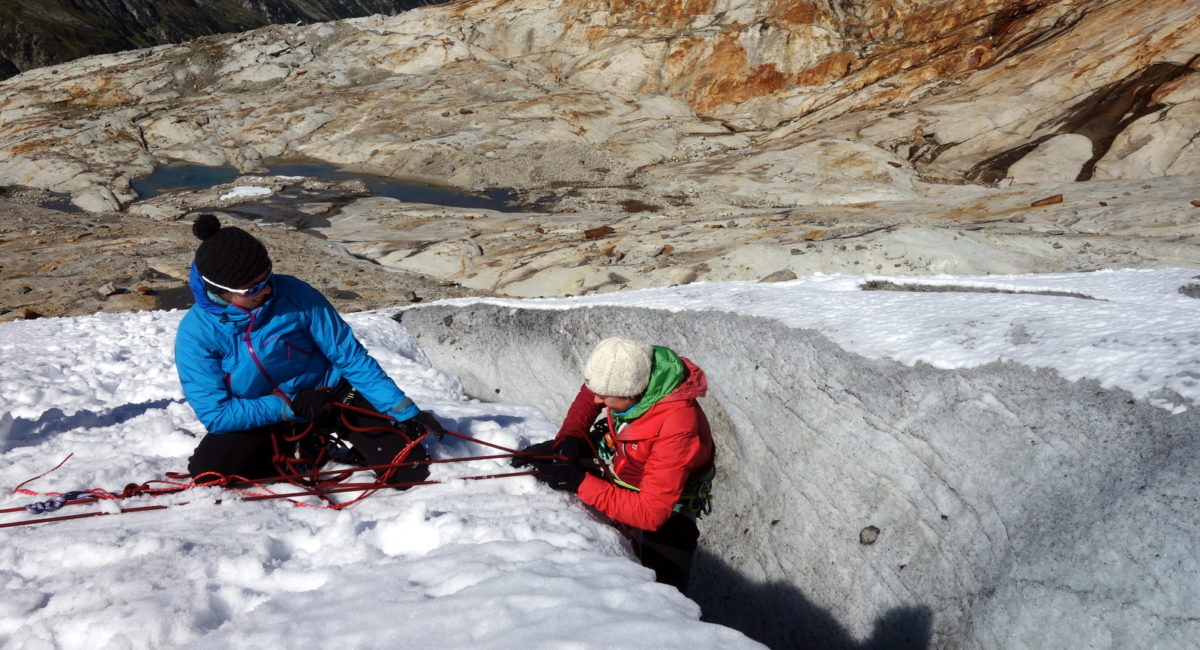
[292,389,336,421]
[400,410,448,442]
[515,436,587,493]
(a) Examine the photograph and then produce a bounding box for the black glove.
[399,410,448,442]
[512,439,557,468]
[532,436,586,493]
[514,436,588,468]
[292,389,334,421]
[533,458,586,493]
[554,435,585,461]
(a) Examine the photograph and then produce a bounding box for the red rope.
[0,469,540,529]
[13,453,75,496]
[7,403,560,526]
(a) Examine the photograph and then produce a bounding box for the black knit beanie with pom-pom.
[192,214,272,290]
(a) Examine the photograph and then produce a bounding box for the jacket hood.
[188,262,265,324]
[663,356,707,403]
[188,262,228,316]
[614,354,707,423]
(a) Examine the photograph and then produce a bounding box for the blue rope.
[25,490,102,515]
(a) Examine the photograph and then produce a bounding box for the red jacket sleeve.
[556,383,602,442]
[576,406,704,531]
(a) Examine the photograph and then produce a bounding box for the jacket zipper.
[242,309,287,404]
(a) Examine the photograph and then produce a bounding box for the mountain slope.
[1,0,1197,298]
[0,0,443,79]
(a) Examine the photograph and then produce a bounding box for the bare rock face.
[0,0,1197,300]
[0,0,442,81]
[0,183,490,323]
[4,0,1197,194]
[1007,134,1094,184]
[741,0,1200,182]
[316,174,1200,298]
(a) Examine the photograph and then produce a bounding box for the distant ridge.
[0,0,445,79]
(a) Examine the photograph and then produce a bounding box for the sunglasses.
[203,271,273,297]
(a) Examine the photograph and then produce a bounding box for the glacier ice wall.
[397,303,1199,649]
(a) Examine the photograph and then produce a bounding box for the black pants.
[188,425,278,480]
[636,512,700,594]
[188,383,430,486]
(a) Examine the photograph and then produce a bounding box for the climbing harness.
[588,416,714,518]
[676,466,714,518]
[3,401,553,530]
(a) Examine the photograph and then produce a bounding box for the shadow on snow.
[0,399,179,453]
[691,548,933,650]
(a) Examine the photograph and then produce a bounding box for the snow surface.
[432,268,1200,413]
[1,268,1198,648]
[218,186,273,201]
[0,311,757,649]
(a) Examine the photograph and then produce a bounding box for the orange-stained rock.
[1,0,1198,205]
[770,1,825,27]
[603,0,717,22]
[794,52,858,87]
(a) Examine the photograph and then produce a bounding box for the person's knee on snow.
[174,214,443,484]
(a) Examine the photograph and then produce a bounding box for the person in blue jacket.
[175,214,444,481]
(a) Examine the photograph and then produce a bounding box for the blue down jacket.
[175,265,418,433]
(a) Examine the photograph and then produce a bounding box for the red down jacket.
[555,356,714,531]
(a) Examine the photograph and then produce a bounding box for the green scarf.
[613,346,685,424]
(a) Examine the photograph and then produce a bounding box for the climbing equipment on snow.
[4,401,556,529]
[23,490,107,514]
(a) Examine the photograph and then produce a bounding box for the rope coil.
[6,404,554,529]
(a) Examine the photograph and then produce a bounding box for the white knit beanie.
[584,337,654,397]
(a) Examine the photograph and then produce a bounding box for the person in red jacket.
[516,337,715,592]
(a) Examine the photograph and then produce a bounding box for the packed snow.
[432,268,1200,413]
[1,268,1198,648]
[0,310,756,648]
[218,186,273,201]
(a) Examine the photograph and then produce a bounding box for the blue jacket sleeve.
[299,284,419,421]
[175,312,294,433]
